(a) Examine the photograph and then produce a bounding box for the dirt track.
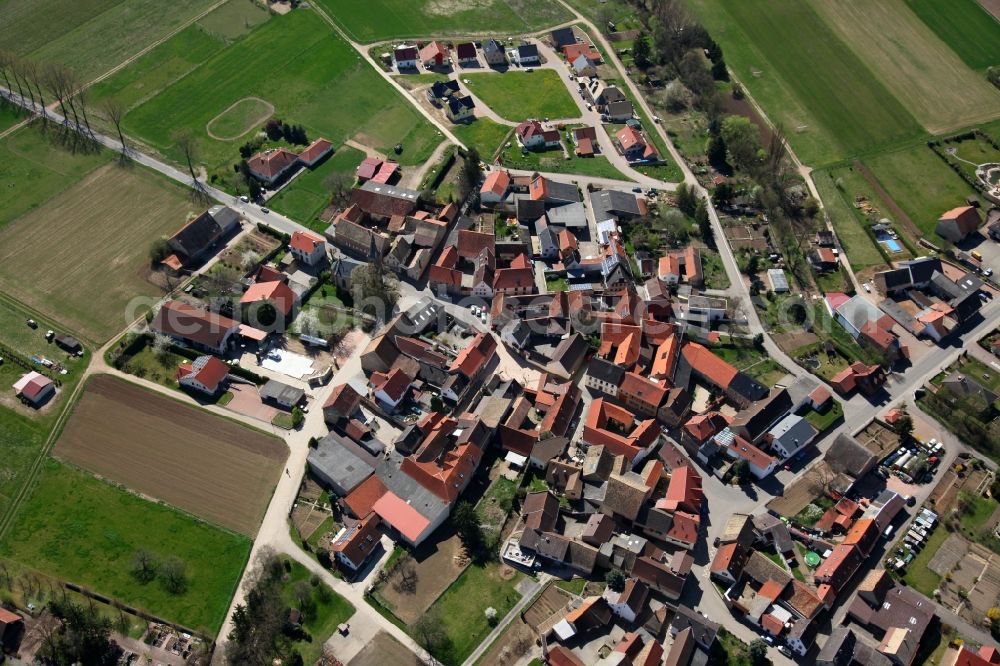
[54,375,287,536]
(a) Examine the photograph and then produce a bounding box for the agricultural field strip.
[53,375,286,537]
[687,0,923,166]
[810,0,1000,134]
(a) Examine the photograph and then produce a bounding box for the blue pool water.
[881,239,903,253]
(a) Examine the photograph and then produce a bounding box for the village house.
[511,43,540,66]
[445,94,476,122]
[570,126,599,157]
[516,120,561,150]
[935,205,982,243]
[289,230,326,266]
[151,301,243,355]
[419,41,449,69]
[176,355,230,396]
[454,42,478,66]
[393,45,419,69]
[247,147,299,186]
[329,513,381,572]
[616,126,657,163]
[482,39,507,67]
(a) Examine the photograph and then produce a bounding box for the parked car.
[777,646,793,658]
[239,195,250,203]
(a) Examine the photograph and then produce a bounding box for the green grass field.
[0,0,219,82]
[279,559,355,664]
[316,0,571,42]
[0,295,91,524]
[450,118,512,161]
[864,145,982,238]
[0,105,26,133]
[196,0,270,42]
[906,0,1000,71]
[424,562,523,666]
[0,123,110,231]
[810,0,1000,134]
[564,0,644,32]
[268,146,365,228]
[0,128,201,343]
[813,169,889,271]
[687,0,923,166]
[0,459,250,636]
[118,10,440,177]
[462,71,579,122]
[499,141,632,181]
[207,97,275,140]
[87,24,228,113]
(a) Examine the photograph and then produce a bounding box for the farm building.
[54,334,83,354]
[935,205,982,243]
[163,205,240,270]
[0,607,24,652]
[308,433,377,496]
[260,379,305,409]
[12,371,55,407]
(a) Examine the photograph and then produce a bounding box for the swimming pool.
[880,239,903,253]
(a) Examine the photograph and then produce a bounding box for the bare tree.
[176,131,201,187]
[11,58,37,113]
[23,59,48,125]
[44,64,70,127]
[0,51,15,96]
[104,97,129,162]
[75,86,97,139]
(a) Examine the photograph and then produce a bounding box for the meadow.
[0,294,92,529]
[686,0,922,166]
[0,0,219,82]
[462,70,579,122]
[0,123,110,231]
[118,10,441,176]
[499,141,632,181]
[54,375,286,536]
[0,459,251,636]
[812,169,889,272]
[449,118,512,160]
[864,145,982,238]
[810,0,1000,134]
[268,145,365,227]
[316,0,571,43]
[905,0,1000,71]
[0,105,26,133]
[0,139,199,343]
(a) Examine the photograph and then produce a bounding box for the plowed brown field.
[54,375,286,536]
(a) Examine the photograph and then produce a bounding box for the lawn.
[864,145,983,239]
[605,122,684,183]
[810,0,1000,133]
[0,0,220,82]
[0,151,199,344]
[499,141,632,181]
[279,558,355,665]
[423,561,523,666]
[462,71,579,123]
[0,459,251,636]
[116,10,441,179]
[0,105,26,133]
[813,169,887,271]
[905,0,1000,71]
[0,122,110,231]
[804,400,843,434]
[743,359,787,387]
[686,0,923,166]
[554,578,588,595]
[901,523,947,596]
[315,0,571,42]
[700,250,731,289]
[268,146,366,228]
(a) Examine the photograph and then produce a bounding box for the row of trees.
[0,50,133,161]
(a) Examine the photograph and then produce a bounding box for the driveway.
[226,383,280,422]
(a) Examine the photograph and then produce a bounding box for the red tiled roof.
[371,161,398,184]
[357,157,383,180]
[562,43,601,62]
[616,126,644,150]
[620,372,667,408]
[651,333,680,380]
[342,474,388,518]
[481,170,510,197]
[450,332,497,377]
[323,382,362,413]
[662,465,703,512]
[290,230,324,254]
[683,411,728,442]
[711,542,741,573]
[372,367,412,402]
[458,229,494,259]
[152,300,239,350]
[809,386,831,405]
[247,148,299,180]
[682,342,738,389]
[373,491,431,542]
[241,280,296,316]
[758,578,786,601]
[177,355,229,392]
[666,511,699,545]
[761,613,785,637]
[494,267,535,291]
[298,138,333,164]
[727,435,775,472]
